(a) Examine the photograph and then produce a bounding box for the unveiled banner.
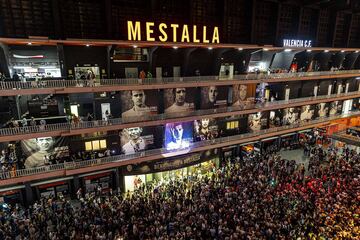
[121,90,158,118]
[315,103,329,118]
[329,101,343,116]
[200,86,228,109]
[300,105,315,121]
[21,137,69,168]
[232,84,256,108]
[282,107,300,125]
[269,110,283,127]
[194,118,219,141]
[164,88,196,113]
[120,127,155,155]
[164,122,193,150]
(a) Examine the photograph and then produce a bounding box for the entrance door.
[125,67,138,78]
[101,103,111,120]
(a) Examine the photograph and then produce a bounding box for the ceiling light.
[86,44,90,47]
[133,45,138,48]
[27,42,32,45]
[208,47,213,50]
[263,48,269,51]
[324,50,329,52]
[173,46,178,49]
[238,48,243,51]
[306,49,312,52]
[341,50,345,53]
[356,51,359,53]
[284,49,292,52]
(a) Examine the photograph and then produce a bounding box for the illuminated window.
[226,121,239,130]
[85,139,107,151]
[100,140,107,149]
[85,142,92,151]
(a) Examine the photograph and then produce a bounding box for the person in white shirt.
[122,90,150,118]
[165,88,193,113]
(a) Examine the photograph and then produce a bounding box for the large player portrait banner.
[21,137,69,168]
[120,127,155,155]
[121,90,158,118]
[200,86,228,109]
[282,107,300,125]
[300,105,315,122]
[232,84,256,108]
[164,122,193,150]
[194,118,219,141]
[164,88,196,113]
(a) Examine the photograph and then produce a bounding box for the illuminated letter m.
[127,21,141,41]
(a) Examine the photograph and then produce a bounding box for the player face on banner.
[21,137,69,169]
[248,112,262,132]
[316,103,329,118]
[164,88,195,114]
[201,86,228,109]
[232,84,255,108]
[300,105,314,121]
[283,107,299,125]
[121,127,150,155]
[194,118,219,141]
[121,90,158,118]
[165,122,193,150]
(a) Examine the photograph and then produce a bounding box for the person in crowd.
[122,90,150,118]
[165,88,193,113]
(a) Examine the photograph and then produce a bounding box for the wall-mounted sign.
[127,21,220,43]
[283,39,312,48]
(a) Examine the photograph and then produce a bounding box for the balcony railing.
[0,92,360,136]
[1,110,359,181]
[0,91,359,138]
[1,70,360,90]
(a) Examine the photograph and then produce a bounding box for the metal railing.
[1,91,359,138]
[1,110,359,180]
[1,70,360,90]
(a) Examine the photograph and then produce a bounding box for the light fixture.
[86,44,90,47]
[306,49,312,52]
[284,49,292,52]
[208,47,213,50]
[324,50,329,52]
[133,45,138,48]
[173,46,178,49]
[27,42,32,45]
[356,51,359,53]
[238,48,243,51]
[341,50,345,53]
[263,48,269,51]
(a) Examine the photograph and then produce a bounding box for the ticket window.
[84,173,113,193]
[0,190,23,205]
[37,182,70,199]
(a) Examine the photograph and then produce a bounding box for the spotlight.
[238,48,243,51]
[306,49,312,52]
[324,50,329,52]
[27,42,32,45]
[208,47,213,50]
[86,44,90,47]
[284,49,292,52]
[173,46,178,49]
[133,45,138,48]
[263,48,269,51]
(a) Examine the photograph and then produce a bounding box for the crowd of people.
[0,142,358,239]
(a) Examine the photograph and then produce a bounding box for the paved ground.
[279,148,310,173]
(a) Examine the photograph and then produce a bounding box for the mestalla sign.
[283,39,312,48]
[127,21,220,43]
